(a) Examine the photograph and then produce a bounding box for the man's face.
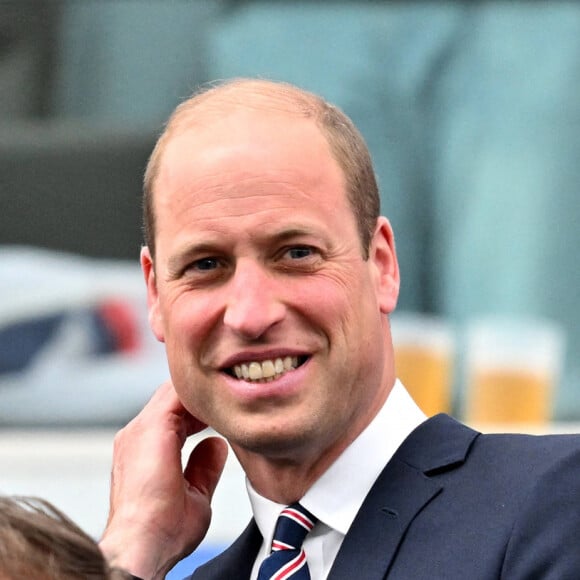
[143,108,399,464]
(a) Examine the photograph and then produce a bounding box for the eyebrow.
[267,226,319,243]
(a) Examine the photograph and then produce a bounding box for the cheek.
[161,291,220,342]
[320,280,384,372]
[299,273,375,331]
[292,283,345,330]
[171,377,214,426]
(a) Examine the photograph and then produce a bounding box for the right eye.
[191,257,220,271]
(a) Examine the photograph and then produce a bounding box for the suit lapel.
[189,519,262,580]
[328,414,479,580]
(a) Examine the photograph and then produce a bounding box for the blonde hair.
[142,78,380,259]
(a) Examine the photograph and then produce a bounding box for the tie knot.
[271,503,317,552]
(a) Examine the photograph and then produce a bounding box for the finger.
[184,437,228,500]
[133,381,207,438]
[180,408,209,438]
[142,380,182,416]
[154,381,209,432]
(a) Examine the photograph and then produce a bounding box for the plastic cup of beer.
[391,312,455,416]
[464,316,565,426]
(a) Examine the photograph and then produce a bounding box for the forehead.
[155,108,351,223]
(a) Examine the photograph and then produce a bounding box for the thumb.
[184,437,228,500]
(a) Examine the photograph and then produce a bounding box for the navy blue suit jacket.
[187,414,580,579]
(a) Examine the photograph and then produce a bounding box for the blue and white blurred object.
[0,246,168,426]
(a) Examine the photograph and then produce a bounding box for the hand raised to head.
[99,381,228,580]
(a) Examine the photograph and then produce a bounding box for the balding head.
[143,78,380,258]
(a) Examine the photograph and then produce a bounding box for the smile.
[228,356,306,383]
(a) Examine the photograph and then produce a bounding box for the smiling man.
[142,85,400,501]
[100,79,580,580]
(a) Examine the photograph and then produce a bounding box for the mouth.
[223,355,308,383]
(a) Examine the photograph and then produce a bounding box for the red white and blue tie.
[257,503,318,580]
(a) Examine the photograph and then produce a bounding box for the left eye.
[287,247,313,259]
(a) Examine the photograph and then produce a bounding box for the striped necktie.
[257,503,318,580]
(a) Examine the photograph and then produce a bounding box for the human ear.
[369,217,400,314]
[140,246,165,342]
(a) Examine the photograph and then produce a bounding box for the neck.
[233,440,347,504]
[232,382,393,504]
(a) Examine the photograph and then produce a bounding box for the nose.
[223,260,286,340]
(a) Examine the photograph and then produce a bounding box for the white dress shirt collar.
[247,380,426,577]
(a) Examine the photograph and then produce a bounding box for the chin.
[229,422,318,459]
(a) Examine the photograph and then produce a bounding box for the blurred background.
[1,0,580,575]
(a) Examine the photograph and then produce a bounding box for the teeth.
[262,360,275,378]
[249,362,262,380]
[232,356,299,382]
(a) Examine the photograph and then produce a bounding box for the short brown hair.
[142,78,380,259]
[0,496,131,580]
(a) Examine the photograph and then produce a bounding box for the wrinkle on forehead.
[160,175,335,213]
[160,191,332,239]
[156,148,347,225]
